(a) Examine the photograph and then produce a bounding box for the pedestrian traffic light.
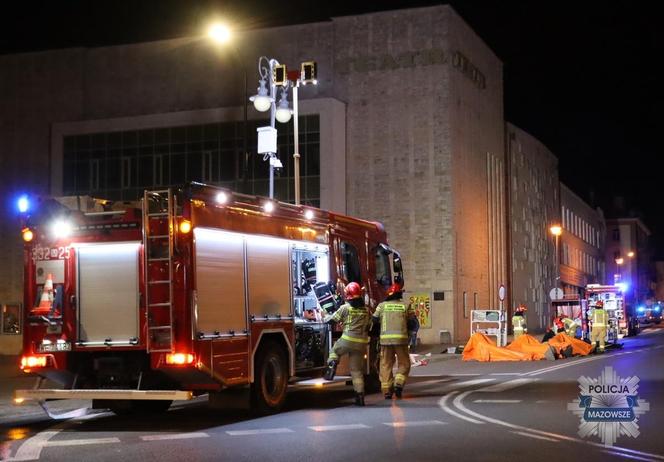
[273,64,287,86]
[301,61,317,85]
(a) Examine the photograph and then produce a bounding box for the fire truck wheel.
[252,341,288,414]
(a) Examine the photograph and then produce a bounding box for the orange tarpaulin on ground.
[547,332,593,357]
[505,334,555,361]
[462,332,537,362]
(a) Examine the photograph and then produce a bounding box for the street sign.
[549,287,564,300]
[498,284,506,302]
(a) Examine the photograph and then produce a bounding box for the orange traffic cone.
[33,273,54,316]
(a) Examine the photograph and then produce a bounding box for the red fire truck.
[15,183,403,415]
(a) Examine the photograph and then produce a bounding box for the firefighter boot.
[395,386,403,399]
[323,360,338,381]
[384,388,393,399]
[354,392,365,407]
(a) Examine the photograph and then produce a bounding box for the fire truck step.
[149,325,173,330]
[148,280,171,285]
[149,302,172,307]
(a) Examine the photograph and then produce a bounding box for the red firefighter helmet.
[595,300,604,308]
[344,282,362,300]
[387,283,403,297]
[515,304,527,313]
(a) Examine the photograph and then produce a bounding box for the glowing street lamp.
[207,23,231,44]
[550,225,562,289]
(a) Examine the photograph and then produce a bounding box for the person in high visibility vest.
[560,314,579,338]
[591,300,608,353]
[323,282,371,406]
[372,283,417,399]
[512,304,527,340]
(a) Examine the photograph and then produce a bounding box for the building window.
[463,291,468,318]
[1,303,21,335]
[612,228,620,241]
[63,116,321,206]
[473,292,478,309]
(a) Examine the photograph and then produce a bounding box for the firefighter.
[323,282,371,406]
[512,304,527,340]
[560,314,579,338]
[373,283,417,399]
[591,300,608,353]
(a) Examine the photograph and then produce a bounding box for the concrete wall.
[507,124,559,331]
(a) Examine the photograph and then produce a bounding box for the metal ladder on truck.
[142,189,175,353]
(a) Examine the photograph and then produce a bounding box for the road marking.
[444,378,495,390]
[141,433,209,441]
[535,400,549,403]
[8,412,105,461]
[477,378,537,392]
[439,392,484,424]
[453,390,664,461]
[383,420,447,428]
[448,373,482,376]
[489,372,523,376]
[226,428,294,436]
[474,399,521,403]
[409,378,455,387]
[525,354,611,376]
[511,431,559,442]
[309,424,370,432]
[44,437,120,447]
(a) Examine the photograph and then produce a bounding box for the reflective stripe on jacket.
[373,300,415,345]
[592,308,607,327]
[325,303,370,344]
[512,315,526,330]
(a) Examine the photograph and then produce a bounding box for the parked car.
[636,305,662,325]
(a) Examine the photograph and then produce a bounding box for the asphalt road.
[2,326,663,462]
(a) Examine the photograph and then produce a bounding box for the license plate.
[39,342,71,352]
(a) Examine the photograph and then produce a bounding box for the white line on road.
[511,431,559,442]
[477,378,537,392]
[444,378,495,389]
[226,428,294,436]
[309,424,370,432]
[448,373,482,376]
[141,433,210,441]
[474,399,521,403]
[383,420,447,428]
[44,437,120,447]
[525,354,610,376]
[439,392,484,424]
[489,372,524,376]
[452,390,664,461]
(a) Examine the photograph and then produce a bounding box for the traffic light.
[301,61,317,85]
[273,64,287,86]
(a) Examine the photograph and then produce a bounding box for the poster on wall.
[408,293,432,329]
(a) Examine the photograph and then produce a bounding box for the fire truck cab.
[15,183,403,415]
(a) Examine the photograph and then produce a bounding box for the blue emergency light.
[17,195,30,213]
[637,306,646,313]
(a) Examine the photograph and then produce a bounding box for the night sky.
[2,1,662,255]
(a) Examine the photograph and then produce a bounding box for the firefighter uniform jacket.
[592,308,607,327]
[373,299,416,345]
[324,303,371,348]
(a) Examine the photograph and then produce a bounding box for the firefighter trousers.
[591,326,606,351]
[379,344,411,393]
[328,339,366,393]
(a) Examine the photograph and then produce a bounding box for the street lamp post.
[250,56,283,199]
[550,225,562,291]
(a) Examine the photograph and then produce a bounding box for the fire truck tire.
[364,338,381,394]
[251,341,288,414]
